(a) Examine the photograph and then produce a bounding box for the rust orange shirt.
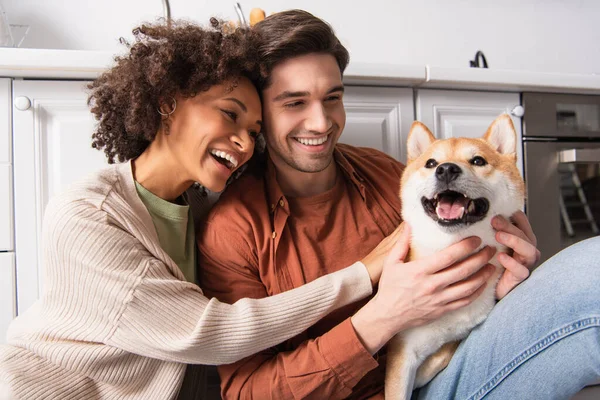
[198,144,404,399]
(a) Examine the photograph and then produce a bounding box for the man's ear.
[407,121,436,162]
[483,113,517,156]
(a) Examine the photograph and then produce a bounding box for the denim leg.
[417,236,600,400]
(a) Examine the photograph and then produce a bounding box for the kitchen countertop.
[2,48,600,94]
[0,48,116,79]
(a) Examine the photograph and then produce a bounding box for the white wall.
[2,0,599,75]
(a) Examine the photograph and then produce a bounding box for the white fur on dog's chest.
[404,218,504,360]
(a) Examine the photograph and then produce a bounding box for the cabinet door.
[0,252,16,345]
[1,78,11,164]
[416,89,523,175]
[12,80,108,315]
[0,165,13,251]
[342,86,414,163]
[0,79,13,251]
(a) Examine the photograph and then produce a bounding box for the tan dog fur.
[385,114,525,399]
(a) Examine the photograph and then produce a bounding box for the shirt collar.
[333,147,366,194]
[265,146,367,214]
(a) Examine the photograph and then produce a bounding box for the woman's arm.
[44,199,373,365]
[108,258,371,365]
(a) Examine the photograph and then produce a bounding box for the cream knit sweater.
[0,161,373,400]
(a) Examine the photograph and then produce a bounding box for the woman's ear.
[158,97,177,118]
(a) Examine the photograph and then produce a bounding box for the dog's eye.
[470,156,488,166]
[425,159,438,169]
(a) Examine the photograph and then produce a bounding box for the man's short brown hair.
[253,9,350,90]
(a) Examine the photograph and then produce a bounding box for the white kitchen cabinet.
[1,78,11,164]
[416,89,524,175]
[342,86,414,163]
[0,78,15,345]
[0,252,16,344]
[0,164,13,251]
[0,79,13,252]
[12,80,107,315]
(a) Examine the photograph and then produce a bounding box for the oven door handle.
[558,149,600,163]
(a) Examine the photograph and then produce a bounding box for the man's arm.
[217,319,378,399]
[198,226,379,400]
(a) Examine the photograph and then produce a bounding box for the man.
[198,10,600,400]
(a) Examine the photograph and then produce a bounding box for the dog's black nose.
[435,163,462,183]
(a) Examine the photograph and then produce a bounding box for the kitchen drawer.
[0,252,16,345]
[0,78,10,164]
[0,164,14,251]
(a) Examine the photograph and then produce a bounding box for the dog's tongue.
[436,196,467,220]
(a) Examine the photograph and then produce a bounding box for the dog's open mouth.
[421,190,490,226]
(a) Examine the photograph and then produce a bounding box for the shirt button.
[272,231,277,239]
[279,199,285,207]
[270,203,276,211]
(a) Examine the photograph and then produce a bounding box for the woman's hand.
[361,223,406,286]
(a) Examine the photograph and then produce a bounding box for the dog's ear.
[483,114,517,156]
[407,121,436,162]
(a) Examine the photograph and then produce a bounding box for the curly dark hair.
[88,19,260,164]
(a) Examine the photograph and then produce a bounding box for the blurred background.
[1,0,599,74]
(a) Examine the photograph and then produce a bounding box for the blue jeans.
[416,236,600,400]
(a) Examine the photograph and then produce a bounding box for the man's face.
[261,53,346,174]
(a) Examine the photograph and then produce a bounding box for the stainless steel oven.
[523,93,600,264]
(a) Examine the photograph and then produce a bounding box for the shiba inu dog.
[385,114,525,399]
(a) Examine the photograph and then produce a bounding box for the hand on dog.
[492,211,541,300]
[361,223,407,286]
[351,224,497,354]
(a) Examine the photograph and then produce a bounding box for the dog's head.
[400,114,525,233]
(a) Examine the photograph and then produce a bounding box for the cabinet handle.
[510,105,524,118]
[14,96,31,111]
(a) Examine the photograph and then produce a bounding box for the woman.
[0,20,397,399]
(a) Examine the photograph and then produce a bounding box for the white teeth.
[225,153,238,168]
[296,135,328,146]
[210,149,238,168]
[467,201,476,213]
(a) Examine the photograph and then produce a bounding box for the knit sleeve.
[43,197,372,366]
[109,259,372,365]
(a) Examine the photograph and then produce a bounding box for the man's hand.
[492,210,541,300]
[352,224,496,354]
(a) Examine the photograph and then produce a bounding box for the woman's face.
[166,77,262,192]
